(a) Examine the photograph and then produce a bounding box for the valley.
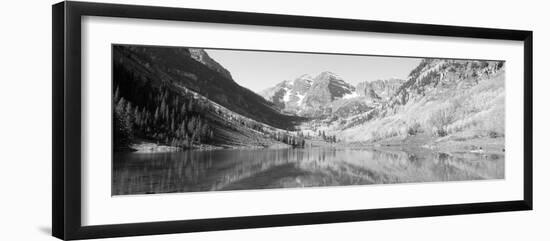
[113,45,505,156]
[111,45,506,195]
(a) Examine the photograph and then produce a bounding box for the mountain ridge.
[113,45,303,130]
[259,72,404,117]
[337,58,505,142]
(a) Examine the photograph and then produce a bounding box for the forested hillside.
[112,45,308,151]
[113,64,214,150]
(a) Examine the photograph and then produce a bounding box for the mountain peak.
[259,71,355,116]
[316,71,341,79]
[321,71,337,75]
[188,48,233,80]
[296,74,314,83]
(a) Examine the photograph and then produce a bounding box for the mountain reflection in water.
[112,148,504,195]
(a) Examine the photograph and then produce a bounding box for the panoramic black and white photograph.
[112,44,505,196]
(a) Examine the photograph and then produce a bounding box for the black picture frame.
[52,1,533,240]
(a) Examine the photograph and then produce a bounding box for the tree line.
[318,130,338,143]
[270,131,306,148]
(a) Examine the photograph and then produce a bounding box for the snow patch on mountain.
[282,87,292,102]
[296,93,306,105]
[342,92,359,99]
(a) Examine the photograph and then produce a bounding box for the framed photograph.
[52,1,533,240]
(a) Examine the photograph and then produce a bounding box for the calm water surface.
[112,148,504,195]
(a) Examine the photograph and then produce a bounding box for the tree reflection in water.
[112,148,504,196]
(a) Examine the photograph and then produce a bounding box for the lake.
[112,148,504,196]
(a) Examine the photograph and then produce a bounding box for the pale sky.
[205,49,422,93]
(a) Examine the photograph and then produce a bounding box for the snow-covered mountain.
[260,72,357,116]
[259,72,404,117]
[302,71,355,110]
[258,74,313,112]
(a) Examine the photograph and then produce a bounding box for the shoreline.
[346,134,505,155]
[117,134,504,156]
[122,141,293,153]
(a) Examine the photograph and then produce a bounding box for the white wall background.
[0,0,547,240]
